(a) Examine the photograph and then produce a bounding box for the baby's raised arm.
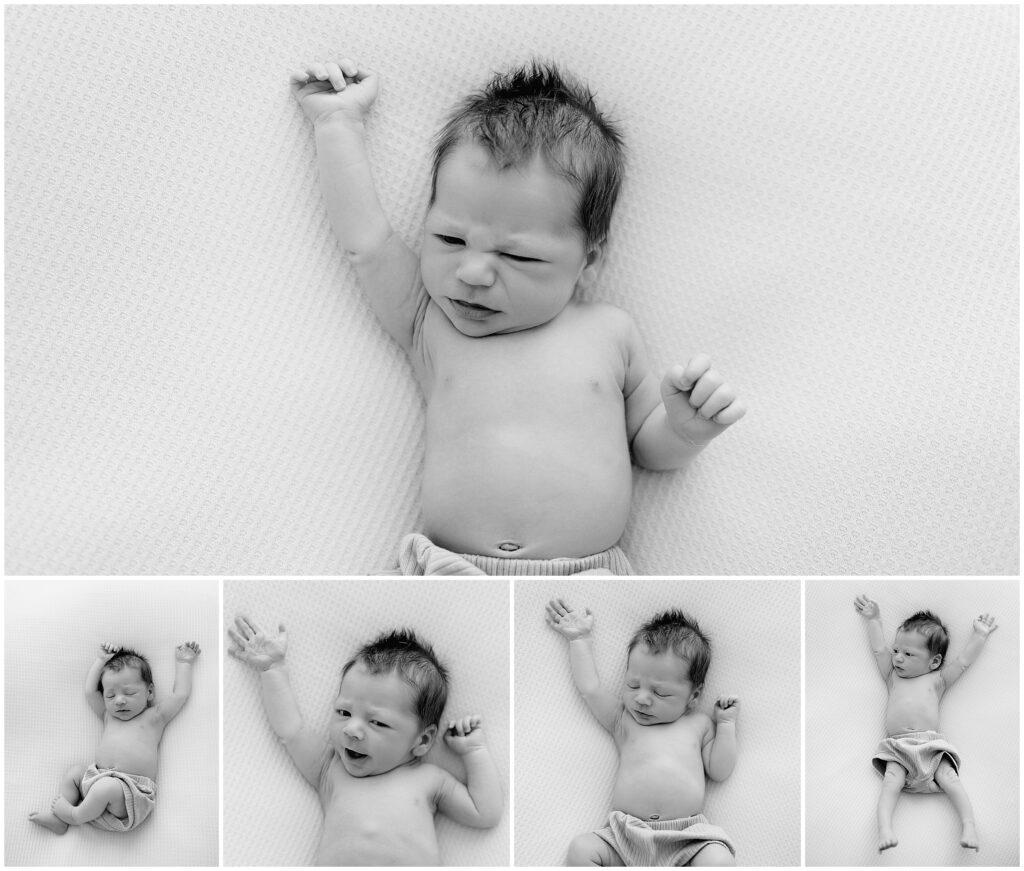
[940,613,998,688]
[545,599,621,732]
[227,615,328,788]
[702,696,740,782]
[435,715,503,829]
[854,595,892,680]
[84,643,120,719]
[291,59,421,356]
[153,642,201,725]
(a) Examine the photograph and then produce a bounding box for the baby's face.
[421,142,600,337]
[329,663,435,778]
[623,644,700,726]
[100,666,153,720]
[890,629,942,677]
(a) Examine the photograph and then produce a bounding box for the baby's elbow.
[471,805,503,829]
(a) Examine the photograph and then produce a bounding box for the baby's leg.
[688,843,736,866]
[566,832,625,866]
[28,763,86,835]
[934,759,978,850]
[876,761,906,852]
[56,774,128,826]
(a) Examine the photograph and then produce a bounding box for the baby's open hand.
[227,616,287,671]
[713,696,740,724]
[97,642,121,661]
[176,641,201,662]
[854,595,880,619]
[545,599,594,640]
[661,355,746,447]
[290,59,380,127]
[972,613,998,636]
[444,715,487,755]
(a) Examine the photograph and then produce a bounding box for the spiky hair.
[898,610,950,660]
[341,628,449,727]
[627,609,712,687]
[430,59,625,248]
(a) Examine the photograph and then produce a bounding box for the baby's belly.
[94,741,158,781]
[885,700,941,735]
[421,421,633,559]
[611,758,706,820]
[315,808,440,867]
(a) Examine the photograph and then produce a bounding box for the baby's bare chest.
[426,324,626,416]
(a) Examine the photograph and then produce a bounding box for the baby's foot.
[960,820,979,851]
[877,827,898,852]
[50,795,75,825]
[28,809,68,835]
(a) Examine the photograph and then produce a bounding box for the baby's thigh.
[687,843,735,867]
[567,831,624,867]
[82,775,127,817]
[933,758,962,790]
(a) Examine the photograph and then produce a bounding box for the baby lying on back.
[292,58,746,574]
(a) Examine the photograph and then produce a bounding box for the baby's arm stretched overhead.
[291,60,423,356]
[940,613,997,689]
[85,643,120,719]
[153,642,201,725]
[545,599,621,732]
[228,616,329,788]
[854,595,893,681]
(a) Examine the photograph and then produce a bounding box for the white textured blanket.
[4,578,219,866]
[4,5,1018,575]
[514,577,801,866]
[806,578,1019,866]
[223,578,510,866]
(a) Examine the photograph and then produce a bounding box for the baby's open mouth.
[345,748,368,760]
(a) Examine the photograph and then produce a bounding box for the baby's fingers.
[675,355,712,392]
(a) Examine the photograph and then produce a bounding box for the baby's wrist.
[258,659,287,673]
[314,111,367,135]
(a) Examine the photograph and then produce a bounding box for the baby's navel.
[497,541,522,553]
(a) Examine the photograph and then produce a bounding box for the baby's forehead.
[338,664,418,705]
[101,665,146,686]
[894,628,931,646]
[627,645,692,678]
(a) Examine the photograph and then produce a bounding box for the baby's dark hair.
[431,60,626,248]
[341,629,449,728]
[898,610,950,660]
[98,648,153,692]
[627,610,712,688]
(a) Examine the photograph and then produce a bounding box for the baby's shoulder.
[682,709,714,732]
[571,299,635,327]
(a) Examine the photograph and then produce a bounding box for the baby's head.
[331,629,449,777]
[624,610,710,726]
[891,610,949,677]
[422,61,625,336]
[98,648,154,721]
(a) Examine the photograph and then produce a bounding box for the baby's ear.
[412,724,438,757]
[575,243,605,292]
[689,685,703,705]
[929,654,943,671]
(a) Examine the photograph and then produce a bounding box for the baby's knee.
[62,763,87,784]
[689,843,736,867]
[567,832,614,866]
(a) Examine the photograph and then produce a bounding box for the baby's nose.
[343,722,363,740]
[455,254,496,288]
